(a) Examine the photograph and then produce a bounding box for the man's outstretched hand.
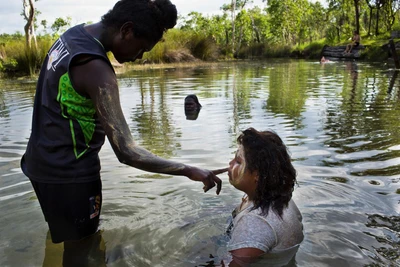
[188,167,228,195]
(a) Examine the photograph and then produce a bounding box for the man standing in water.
[21,0,226,262]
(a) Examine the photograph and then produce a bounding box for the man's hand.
[188,167,228,195]
[212,167,229,175]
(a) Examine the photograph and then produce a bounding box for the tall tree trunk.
[236,25,243,55]
[375,6,380,35]
[249,14,260,43]
[354,0,360,33]
[231,0,236,56]
[225,29,229,47]
[368,7,373,36]
[336,26,341,42]
[23,0,37,50]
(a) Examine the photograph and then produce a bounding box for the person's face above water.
[228,145,257,193]
[112,22,157,63]
[184,97,201,111]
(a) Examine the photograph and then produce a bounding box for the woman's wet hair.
[101,0,177,42]
[237,127,297,217]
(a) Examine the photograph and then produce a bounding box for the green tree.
[179,12,231,52]
[365,0,385,35]
[266,0,313,44]
[40,19,47,34]
[248,6,270,43]
[381,0,400,31]
[306,2,328,43]
[221,0,251,55]
[326,0,354,42]
[234,10,254,52]
[51,17,72,36]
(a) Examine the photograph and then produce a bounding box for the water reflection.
[122,75,179,157]
[42,231,106,267]
[266,62,308,121]
[0,80,35,118]
[185,108,202,120]
[387,70,399,97]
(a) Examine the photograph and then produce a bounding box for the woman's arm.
[230,248,264,266]
[70,58,224,194]
[226,212,276,265]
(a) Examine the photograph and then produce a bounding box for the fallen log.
[321,44,366,59]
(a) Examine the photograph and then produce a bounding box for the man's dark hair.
[101,0,177,42]
[237,127,297,217]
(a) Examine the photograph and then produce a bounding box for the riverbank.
[1,36,398,79]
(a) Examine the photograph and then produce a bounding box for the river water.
[0,60,399,266]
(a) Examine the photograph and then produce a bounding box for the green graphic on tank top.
[57,73,96,159]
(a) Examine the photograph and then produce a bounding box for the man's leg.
[31,179,104,266]
[63,230,106,267]
[348,43,354,53]
[30,180,102,243]
[344,44,350,54]
[42,230,63,267]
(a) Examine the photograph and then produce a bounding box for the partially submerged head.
[228,127,297,216]
[184,94,202,120]
[101,0,177,63]
[184,94,202,111]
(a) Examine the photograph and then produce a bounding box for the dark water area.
[0,59,399,266]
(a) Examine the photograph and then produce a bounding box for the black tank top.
[21,24,113,183]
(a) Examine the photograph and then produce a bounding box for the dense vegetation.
[1,0,400,76]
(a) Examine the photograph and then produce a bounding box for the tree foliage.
[51,17,72,36]
[178,0,400,52]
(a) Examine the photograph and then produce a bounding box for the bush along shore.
[1,29,399,78]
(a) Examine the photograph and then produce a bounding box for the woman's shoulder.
[235,200,303,231]
[233,206,276,237]
[229,208,278,252]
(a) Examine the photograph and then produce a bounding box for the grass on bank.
[0,37,53,75]
[1,29,398,77]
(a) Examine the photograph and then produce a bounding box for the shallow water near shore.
[0,59,399,266]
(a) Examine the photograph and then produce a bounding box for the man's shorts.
[30,179,102,243]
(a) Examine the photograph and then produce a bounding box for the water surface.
[0,60,399,266]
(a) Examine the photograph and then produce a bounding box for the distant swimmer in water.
[320,56,330,63]
[184,94,202,120]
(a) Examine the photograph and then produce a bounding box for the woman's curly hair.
[101,0,177,42]
[238,127,297,217]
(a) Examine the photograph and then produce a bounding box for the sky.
[0,0,267,34]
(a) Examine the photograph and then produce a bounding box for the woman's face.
[228,145,257,193]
